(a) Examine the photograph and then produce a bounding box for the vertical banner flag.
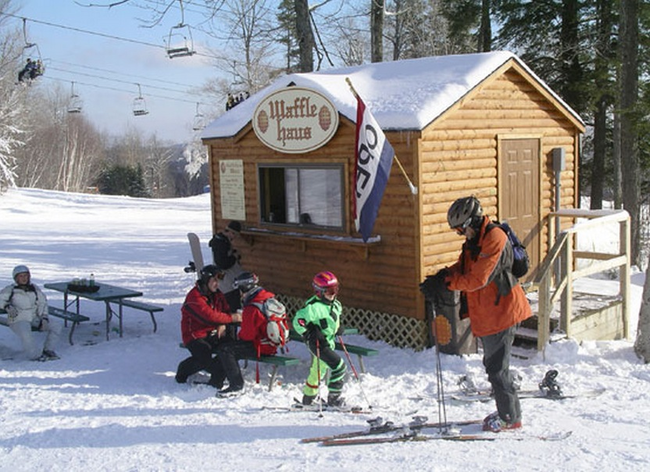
[353,95,395,242]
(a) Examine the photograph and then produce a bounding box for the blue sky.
[15,0,221,143]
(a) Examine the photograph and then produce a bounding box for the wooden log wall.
[417,67,581,320]
[206,119,422,320]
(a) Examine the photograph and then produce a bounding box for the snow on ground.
[0,188,648,472]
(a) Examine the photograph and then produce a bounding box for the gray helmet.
[233,272,259,292]
[199,264,223,285]
[12,265,30,281]
[447,196,483,230]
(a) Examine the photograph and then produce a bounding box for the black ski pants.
[215,340,257,390]
[481,324,521,423]
[176,335,225,387]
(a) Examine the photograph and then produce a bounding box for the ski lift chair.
[192,103,204,131]
[133,84,149,116]
[166,23,195,58]
[67,82,83,113]
[18,19,45,82]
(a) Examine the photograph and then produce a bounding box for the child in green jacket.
[292,271,346,406]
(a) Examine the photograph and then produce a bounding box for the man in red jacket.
[443,196,531,432]
[176,265,242,388]
[214,272,279,397]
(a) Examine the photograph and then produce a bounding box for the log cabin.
[201,51,585,350]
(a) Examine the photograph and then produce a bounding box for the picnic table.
[44,281,143,341]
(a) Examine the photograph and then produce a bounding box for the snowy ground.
[0,188,648,472]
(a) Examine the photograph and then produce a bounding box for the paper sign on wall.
[219,160,245,221]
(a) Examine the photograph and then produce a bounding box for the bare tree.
[386,0,451,60]
[14,84,105,192]
[0,0,28,192]
[333,16,366,66]
[207,0,281,95]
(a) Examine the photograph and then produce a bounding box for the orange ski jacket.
[446,216,532,337]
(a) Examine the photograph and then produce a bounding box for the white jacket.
[0,283,48,325]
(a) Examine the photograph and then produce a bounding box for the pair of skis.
[301,416,572,446]
[446,370,606,403]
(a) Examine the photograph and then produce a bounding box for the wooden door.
[500,138,540,278]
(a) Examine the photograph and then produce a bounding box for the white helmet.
[12,265,30,281]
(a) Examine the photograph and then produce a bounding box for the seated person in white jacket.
[0,265,61,361]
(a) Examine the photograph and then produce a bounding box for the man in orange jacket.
[443,196,531,432]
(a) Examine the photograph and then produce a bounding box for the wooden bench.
[109,299,163,333]
[0,306,89,344]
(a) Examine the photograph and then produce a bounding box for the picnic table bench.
[242,354,302,391]
[108,299,163,333]
[290,328,379,373]
[0,306,89,345]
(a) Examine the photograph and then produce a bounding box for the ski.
[320,430,573,446]
[449,387,606,403]
[301,417,482,444]
[262,403,372,415]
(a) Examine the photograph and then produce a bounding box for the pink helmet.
[312,271,339,297]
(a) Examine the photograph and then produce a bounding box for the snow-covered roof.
[201,51,584,140]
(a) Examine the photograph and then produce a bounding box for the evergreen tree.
[96,164,151,198]
[277,0,300,73]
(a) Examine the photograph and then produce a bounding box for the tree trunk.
[294,0,314,72]
[371,0,384,62]
[590,0,614,210]
[619,0,640,265]
[559,0,584,113]
[634,252,650,362]
[478,0,491,52]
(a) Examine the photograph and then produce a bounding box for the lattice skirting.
[277,294,429,351]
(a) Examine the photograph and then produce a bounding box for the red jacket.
[238,288,277,356]
[446,216,532,337]
[180,285,233,345]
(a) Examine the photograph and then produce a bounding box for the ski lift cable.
[42,75,208,106]
[46,65,204,97]
[50,59,201,89]
[0,12,221,60]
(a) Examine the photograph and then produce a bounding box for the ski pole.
[430,302,448,432]
[316,337,323,418]
[338,335,372,410]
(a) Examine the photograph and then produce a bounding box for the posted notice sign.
[219,160,245,221]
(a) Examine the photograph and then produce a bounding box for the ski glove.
[303,323,325,344]
[5,305,18,320]
[419,268,450,301]
[336,324,345,336]
[39,317,49,332]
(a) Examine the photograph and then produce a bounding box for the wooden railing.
[532,209,631,350]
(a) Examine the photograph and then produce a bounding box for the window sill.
[241,227,381,259]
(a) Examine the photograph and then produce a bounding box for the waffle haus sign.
[252,87,339,154]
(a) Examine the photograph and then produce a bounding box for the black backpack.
[487,221,530,278]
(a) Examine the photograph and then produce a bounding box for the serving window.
[258,164,344,230]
